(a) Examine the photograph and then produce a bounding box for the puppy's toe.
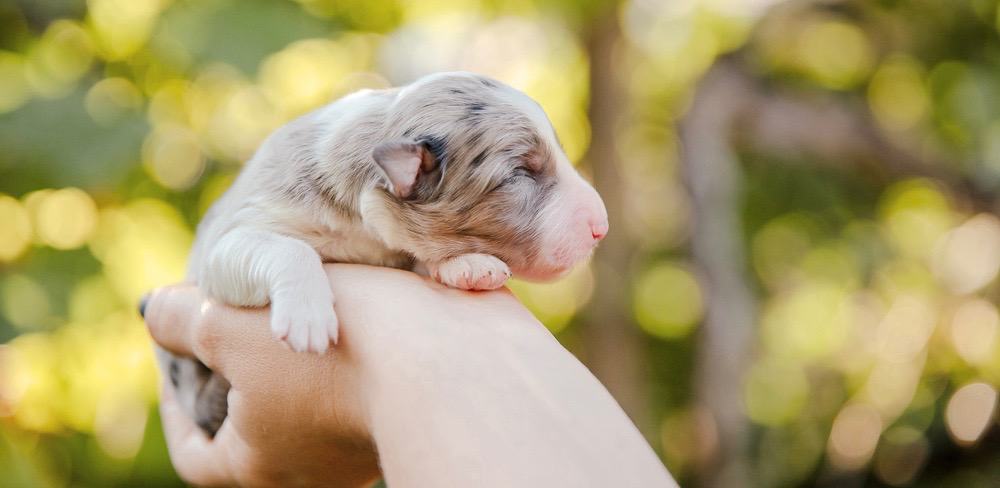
[286,321,311,353]
[271,292,336,353]
[432,254,510,291]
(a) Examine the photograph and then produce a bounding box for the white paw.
[431,254,511,291]
[269,290,339,354]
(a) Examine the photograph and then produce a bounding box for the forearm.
[334,272,675,488]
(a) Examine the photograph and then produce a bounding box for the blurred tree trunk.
[680,60,758,488]
[580,6,650,435]
[679,44,992,486]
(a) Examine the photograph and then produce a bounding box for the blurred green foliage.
[2,0,1000,486]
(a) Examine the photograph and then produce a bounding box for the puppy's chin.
[512,266,573,283]
[512,251,594,282]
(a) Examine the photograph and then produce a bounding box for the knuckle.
[191,303,226,365]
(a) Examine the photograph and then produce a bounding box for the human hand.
[146,264,674,488]
[144,267,388,487]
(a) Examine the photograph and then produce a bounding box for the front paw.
[270,291,339,353]
[430,254,511,291]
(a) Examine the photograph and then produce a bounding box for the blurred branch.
[679,60,758,488]
[580,4,650,434]
[738,72,997,212]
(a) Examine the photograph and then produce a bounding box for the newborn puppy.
[164,71,609,436]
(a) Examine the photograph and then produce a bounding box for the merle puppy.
[164,72,609,435]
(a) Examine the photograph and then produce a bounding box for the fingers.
[143,285,206,358]
[143,284,295,377]
[143,284,249,374]
[158,377,234,486]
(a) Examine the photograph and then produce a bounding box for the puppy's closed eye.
[492,166,536,192]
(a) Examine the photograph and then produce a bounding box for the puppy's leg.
[428,253,511,291]
[156,347,230,436]
[203,228,338,353]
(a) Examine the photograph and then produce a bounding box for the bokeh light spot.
[88,0,167,61]
[875,295,936,363]
[0,195,32,261]
[32,188,99,250]
[752,213,817,290]
[868,55,928,132]
[828,402,882,470]
[259,38,370,118]
[933,214,1000,294]
[945,382,997,446]
[0,51,30,113]
[762,281,852,360]
[879,178,954,259]
[88,199,192,303]
[745,358,809,426]
[85,77,143,125]
[143,124,206,190]
[509,264,594,333]
[796,19,873,89]
[24,20,94,98]
[633,262,704,339]
[1,274,52,331]
[949,298,999,366]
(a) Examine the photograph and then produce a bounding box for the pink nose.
[590,220,609,241]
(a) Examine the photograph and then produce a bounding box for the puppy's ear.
[372,140,438,198]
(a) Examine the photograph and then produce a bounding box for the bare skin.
[144,264,676,487]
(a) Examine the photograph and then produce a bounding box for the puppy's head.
[361,72,608,281]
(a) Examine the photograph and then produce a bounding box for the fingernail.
[138,293,149,318]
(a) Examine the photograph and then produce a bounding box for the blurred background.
[2,0,1000,486]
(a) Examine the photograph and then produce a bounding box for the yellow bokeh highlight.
[752,213,817,290]
[30,188,99,250]
[879,178,954,260]
[259,37,375,118]
[88,198,192,303]
[949,298,999,366]
[860,356,922,420]
[0,51,30,113]
[461,17,591,163]
[633,262,704,339]
[143,124,206,190]
[509,264,595,333]
[147,79,192,128]
[0,195,32,261]
[761,281,853,361]
[206,84,281,162]
[24,20,95,98]
[874,258,938,298]
[868,55,928,131]
[2,333,63,432]
[796,19,873,89]
[68,275,121,324]
[875,294,936,363]
[1,314,159,444]
[744,358,809,426]
[799,244,861,290]
[85,77,143,125]
[87,0,169,61]
[1,274,52,331]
